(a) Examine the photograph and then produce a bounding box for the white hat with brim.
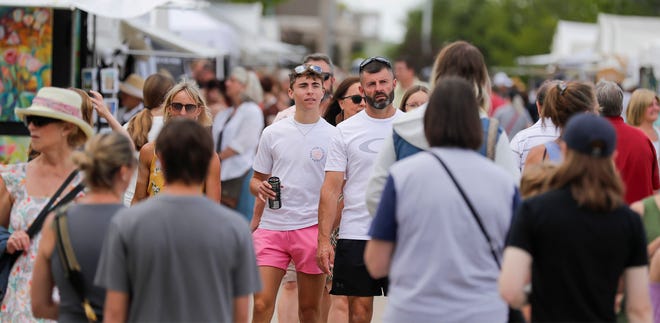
[15,87,94,140]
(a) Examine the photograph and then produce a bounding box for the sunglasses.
[24,115,61,127]
[321,72,333,81]
[341,95,364,104]
[170,102,199,113]
[359,56,392,72]
[293,64,323,75]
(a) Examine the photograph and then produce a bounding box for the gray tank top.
[51,203,124,322]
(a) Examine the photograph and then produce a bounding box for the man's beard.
[365,90,394,110]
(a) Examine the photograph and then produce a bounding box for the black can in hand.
[268,177,282,209]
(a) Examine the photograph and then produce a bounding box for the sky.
[341,0,426,44]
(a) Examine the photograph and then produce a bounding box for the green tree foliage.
[397,0,660,68]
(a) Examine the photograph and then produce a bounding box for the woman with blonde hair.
[626,88,660,160]
[132,80,221,204]
[500,113,651,321]
[31,132,136,321]
[0,87,93,322]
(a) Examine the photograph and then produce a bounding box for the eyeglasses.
[170,102,199,113]
[293,64,323,75]
[321,72,333,81]
[404,101,425,109]
[359,56,392,72]
[24,115,61,127]
[341,95,364,104]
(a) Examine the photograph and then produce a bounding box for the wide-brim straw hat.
[119,74,145,99]
[15,87,94,139]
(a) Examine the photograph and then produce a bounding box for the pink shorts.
[252,225,323,275]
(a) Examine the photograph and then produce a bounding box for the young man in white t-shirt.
[250,64,339,323]
[317,56,403,323]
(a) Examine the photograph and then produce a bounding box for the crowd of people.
[1,39,660,323]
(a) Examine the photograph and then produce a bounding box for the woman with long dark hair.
[500,113,652,321]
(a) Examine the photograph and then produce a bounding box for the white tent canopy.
[517,20,599,67]
[0,0,195,19]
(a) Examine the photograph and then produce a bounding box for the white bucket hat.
[15,87,94,139]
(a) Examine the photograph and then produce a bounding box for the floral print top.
[0,163,80,322]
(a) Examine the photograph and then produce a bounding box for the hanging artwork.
[0,135,30,164]
[0,7,53,122]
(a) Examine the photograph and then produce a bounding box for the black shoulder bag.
[428,152,526,323]
[54,205,99,322]
[0,170,84,301]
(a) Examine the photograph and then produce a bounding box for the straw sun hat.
[119,74,144,99]
[15,87,94,139]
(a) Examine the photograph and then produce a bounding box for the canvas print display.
[0,7,53,121]
[0,135,30,164]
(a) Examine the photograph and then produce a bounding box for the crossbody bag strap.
[54,207,98,322]
[25,169,78,236]
[427,151,501,268]
[27,180,85,238]
[216,108,238,153]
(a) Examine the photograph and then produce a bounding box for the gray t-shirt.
[52,203,124,323]
[94,194,261,322]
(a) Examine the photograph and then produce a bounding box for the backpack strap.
[54,206,98,322]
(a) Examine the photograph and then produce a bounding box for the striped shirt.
[509,118,559,171]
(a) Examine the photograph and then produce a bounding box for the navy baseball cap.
[562,113,616,158]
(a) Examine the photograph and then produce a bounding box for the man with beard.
[316,56,402,323]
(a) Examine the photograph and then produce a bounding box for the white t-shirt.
[148,116,164,143]
[253,117,338,230]
[325,109,403,240]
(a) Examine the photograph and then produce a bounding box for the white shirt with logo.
[325,109,403,240]
[253,117,339,230]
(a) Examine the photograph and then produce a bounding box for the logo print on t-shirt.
[310,146,326,162]
[358,138,384,154]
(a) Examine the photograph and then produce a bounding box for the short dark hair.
[359,56,393,75]
[424,76,482,149]
[155,119,213,185]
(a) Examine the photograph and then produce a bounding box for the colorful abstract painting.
[0,135,30,164]
[0,7,52,121]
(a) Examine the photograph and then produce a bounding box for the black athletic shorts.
[330,239,388,297]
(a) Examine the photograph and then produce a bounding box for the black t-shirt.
[507,187,648,322]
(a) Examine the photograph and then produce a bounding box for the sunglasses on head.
[24,115,61,127]
[359,56,392,72]
[293,64,323,76]
[341,95,364,104]
[170,102,199,113]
